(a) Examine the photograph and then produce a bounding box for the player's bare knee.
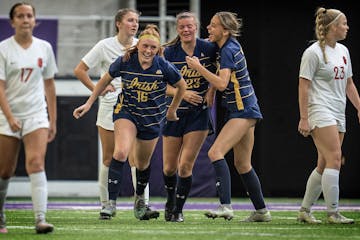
[208,148,223,161]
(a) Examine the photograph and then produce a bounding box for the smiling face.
[116,11,139,37]
[206,15,226,44]
[177,16,197,44]
[137,37,160,66]
[11,4,35,37]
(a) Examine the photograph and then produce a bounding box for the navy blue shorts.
[162,107,214,137]
[225,102,263,122]
[113,110,160,140]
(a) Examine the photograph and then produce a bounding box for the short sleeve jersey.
[0,36,58,119]
[299,41,352,116]
[164,38,217,112]
[108,53,182,128]
[82,36,138,104]
[218,37,259,112]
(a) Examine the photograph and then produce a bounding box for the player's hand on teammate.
[184,90,203,106]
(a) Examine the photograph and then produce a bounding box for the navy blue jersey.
[164,38,217,112]
[218,37,259,112]
[109,53,182,129]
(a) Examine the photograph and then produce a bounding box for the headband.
[139,34,160,44]
[325,12,344,28]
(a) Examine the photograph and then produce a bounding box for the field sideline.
[2,197,360,240]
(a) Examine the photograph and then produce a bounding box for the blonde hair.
[123,24,163,61]
[215,11,242,37]
[315,7,343,63]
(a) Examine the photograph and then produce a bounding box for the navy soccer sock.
[240,168,266,210]
[108,158,124,201]
[135,166,151,196]
[212,159,231,204]
[174,175,192,213]
[163,173,177,207]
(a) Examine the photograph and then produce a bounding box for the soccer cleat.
[170,212,184,222]
[327,212,354,224]
[204,205,234,220]
[242,210,272,222]
[134,194,146,219]
[140,205,160,220]
[99,200,116,220]
[297,210,321,224]
[35,219,54,234]
[164,202,174,222]
[0,213,7,234]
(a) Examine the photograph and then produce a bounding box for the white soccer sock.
[0,178,10,213]
[322,168,339,213]
[144,183,150,206]
[99,163,109,207]
[301,168,322,211]
[29,171,48,221]
[131,166,150,205]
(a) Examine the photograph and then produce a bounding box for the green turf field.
[2,198,360,240]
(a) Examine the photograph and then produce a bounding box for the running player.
[74,8,158,220]
[73,24,187,220]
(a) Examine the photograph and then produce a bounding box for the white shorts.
[96,100,115,131]
[0,112,49,139]
[308,110,346,133]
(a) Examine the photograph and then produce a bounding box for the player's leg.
[23,127,53,234]
[102,119,136,219]
[133,136,159,219]
[312,128,353,224]
[205,119,248,220]
[0,134,21,234]
[233,126,271,222]
[297,151,324,224]
[97,127,114,219]
[162,135,181,221]
[171,130,208,222]
[130,145,159,220]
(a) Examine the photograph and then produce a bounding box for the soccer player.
[297,7,360,224]
[186,11,271,222]
[73,24,187,220]
[162,11,217,222]
[74,8,158,220]
[0,2,57,234]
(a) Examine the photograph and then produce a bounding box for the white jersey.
[299,41,352,117]
[0,36,58,120]
[82,36,138,105]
